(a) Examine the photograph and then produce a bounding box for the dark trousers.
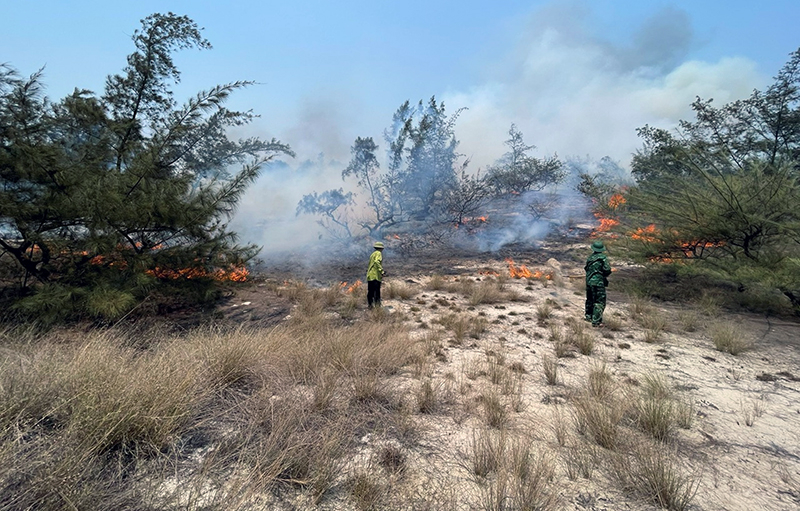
[585,283,606,325]
[367,280,382,308]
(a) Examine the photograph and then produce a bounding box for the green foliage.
[624,48,800,311]
[0,13,292,321]
[485,124,565,196]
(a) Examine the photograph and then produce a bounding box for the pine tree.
[0,13,293,322]
[625,48,800,310]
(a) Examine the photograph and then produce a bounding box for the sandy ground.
[221,245,800,510]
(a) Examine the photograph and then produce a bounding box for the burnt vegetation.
[297,108,569,249]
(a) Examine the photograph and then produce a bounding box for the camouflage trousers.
[584,283,606,326]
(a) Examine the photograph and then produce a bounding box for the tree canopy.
[0,13,292,322]
[622,48,800,309]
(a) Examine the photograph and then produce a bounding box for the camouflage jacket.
[585,252,611,286]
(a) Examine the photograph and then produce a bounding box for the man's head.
[591,240,606,252]
[373,241,384,250]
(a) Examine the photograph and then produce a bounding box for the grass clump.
[385,281,419,300]
[469,279,507,305]
[480,390,509,429]
[709,322,751,355]
[535,302,553,321]
[542,354,559,385]
[566,320,594,355]
[613,442,699,511]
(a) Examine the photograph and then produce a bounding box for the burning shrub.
[0,14,291,323]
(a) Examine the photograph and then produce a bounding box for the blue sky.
[2,0,798,251]
[3,1,797,162]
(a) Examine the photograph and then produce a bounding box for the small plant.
[481,390,509,429]
[563,444,597,480]
[643,328,663,343]
[697,292,721,317]
[675,398,695,429]
[572,396,625,449]
[542,354,559,385]
[567,321,594,355]
[603,315,624,331]
[536,302,553,321]
[508,361,527,374]
[386,281,418,300]
[635,397,676,441]
[426,274,445,291]
[469,280,507,305]
[551,406,569,446]
[574,331,595,355]
[507,443,559,511]
[677,310,700,332]
[640,373,672,401]
[623,442,700,511]
[639,312,668,333]
[587,362,615,400]
[628,295,654,317]
[741,398,765,427]
[347,471,385,510]
[469,428,506,478]
[709,322,751,355]
[417,379,438,413]
[487,357,509,386]
[378,444,407,475]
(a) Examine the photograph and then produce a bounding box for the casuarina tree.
[0,13,293,322]
[624,48,800,310]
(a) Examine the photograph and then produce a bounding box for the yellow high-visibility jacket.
[366,250,384,281]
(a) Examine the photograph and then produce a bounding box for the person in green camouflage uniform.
[585,240,612,327]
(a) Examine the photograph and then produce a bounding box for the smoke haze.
[232,2,766,260]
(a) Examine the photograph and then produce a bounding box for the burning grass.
[0,250,790,511]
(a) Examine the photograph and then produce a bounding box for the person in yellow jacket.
[366,241,386,308]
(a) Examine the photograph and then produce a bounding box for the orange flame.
[593,212,620,233]
[505,258,552,280]
[631,224,660,243]
[608,194,626,209]
[146,265,249,282]
[339,280,362,293]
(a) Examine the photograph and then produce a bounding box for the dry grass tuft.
[469,428,506,478]
[417,379,438,414]
[347,471,386,510]
[542,354,559,385]
[709,322,752,355]
[426,274,446,291]
[536,302,554,321]
[563,443,598,480]
[469,279,507,305]
[573,396,627,450]
[385,281,419,300]
[480,390,509,429]
[612,441,699,511]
